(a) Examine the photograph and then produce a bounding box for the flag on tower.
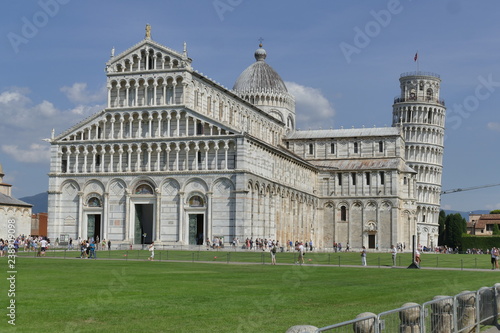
[414,52,418,62]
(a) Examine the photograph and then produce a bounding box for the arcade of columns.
[58,109,237,175]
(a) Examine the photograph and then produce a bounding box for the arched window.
[148,55,153,70]
[426,88,433,101]
[340,206,347,221]
[88,197,101,207]
[189,195,204,207]
[410,89,416,100]
[135,184,154,194]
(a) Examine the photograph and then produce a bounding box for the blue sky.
[1,0,500,212]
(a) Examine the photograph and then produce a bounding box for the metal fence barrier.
[291,284,500,333]
[314,314,377,333]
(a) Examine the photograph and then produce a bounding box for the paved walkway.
[15,252,500,272]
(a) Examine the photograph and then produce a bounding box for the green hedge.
[461,234,500,251]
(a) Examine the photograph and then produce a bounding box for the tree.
[490,210,500,214]
[493,224,500,236]
[438,210,446,245]
[439,212,467,250]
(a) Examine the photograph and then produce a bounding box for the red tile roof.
[475,214,500,229]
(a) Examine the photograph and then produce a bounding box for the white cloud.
[35,100,58,117]
[69,104,104,116]
[2,143,50,163]
[0,90,56,129]
[0,87,104,165]
[285,81,335,129]
[486,203,500,210]
[60,82,106,104]
[0,90,29,104]
[487,122,500,131]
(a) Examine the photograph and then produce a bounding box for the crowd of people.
[0,235,52,257]
[76,237,112,259]
[0,234,117,259]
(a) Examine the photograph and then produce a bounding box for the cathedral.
[47,27,445,250]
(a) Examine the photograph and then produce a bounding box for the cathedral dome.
[233,45,288,93]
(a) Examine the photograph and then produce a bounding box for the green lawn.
[1,254,499,332]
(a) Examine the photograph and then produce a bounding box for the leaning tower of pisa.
[392,72,446,249]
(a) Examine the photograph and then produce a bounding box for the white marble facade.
[47,29,445,250]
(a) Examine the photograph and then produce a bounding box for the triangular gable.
[106,38,191,71]
[54,106,241,142]
[55,110,105,141]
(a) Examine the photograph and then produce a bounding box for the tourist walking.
[80,241,87,258]
[270,245,277,265]
[361,246,367,266]
[148,242,155,261]
[89,241,97,259]
[491,247,499,270]
[297,242,305,265]
[40,238,48,256]
[391,244,397,266]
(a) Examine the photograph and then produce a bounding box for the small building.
[469,214,500,235]
[31,212,48,237]
[0,163,33,238]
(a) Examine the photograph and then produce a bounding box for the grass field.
[1,252,500,332]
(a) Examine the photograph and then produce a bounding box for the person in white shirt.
[391,245,397,266]
[148,242,155,261]
[415,249,421,266]
[40,239,48,256]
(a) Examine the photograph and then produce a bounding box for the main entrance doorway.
[368,234,376,249]
[134,204,154,245]
[87,214,101,241]
[188,214,204,245]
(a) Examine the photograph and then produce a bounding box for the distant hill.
[443,210,490,220]
[20,192,48,214]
